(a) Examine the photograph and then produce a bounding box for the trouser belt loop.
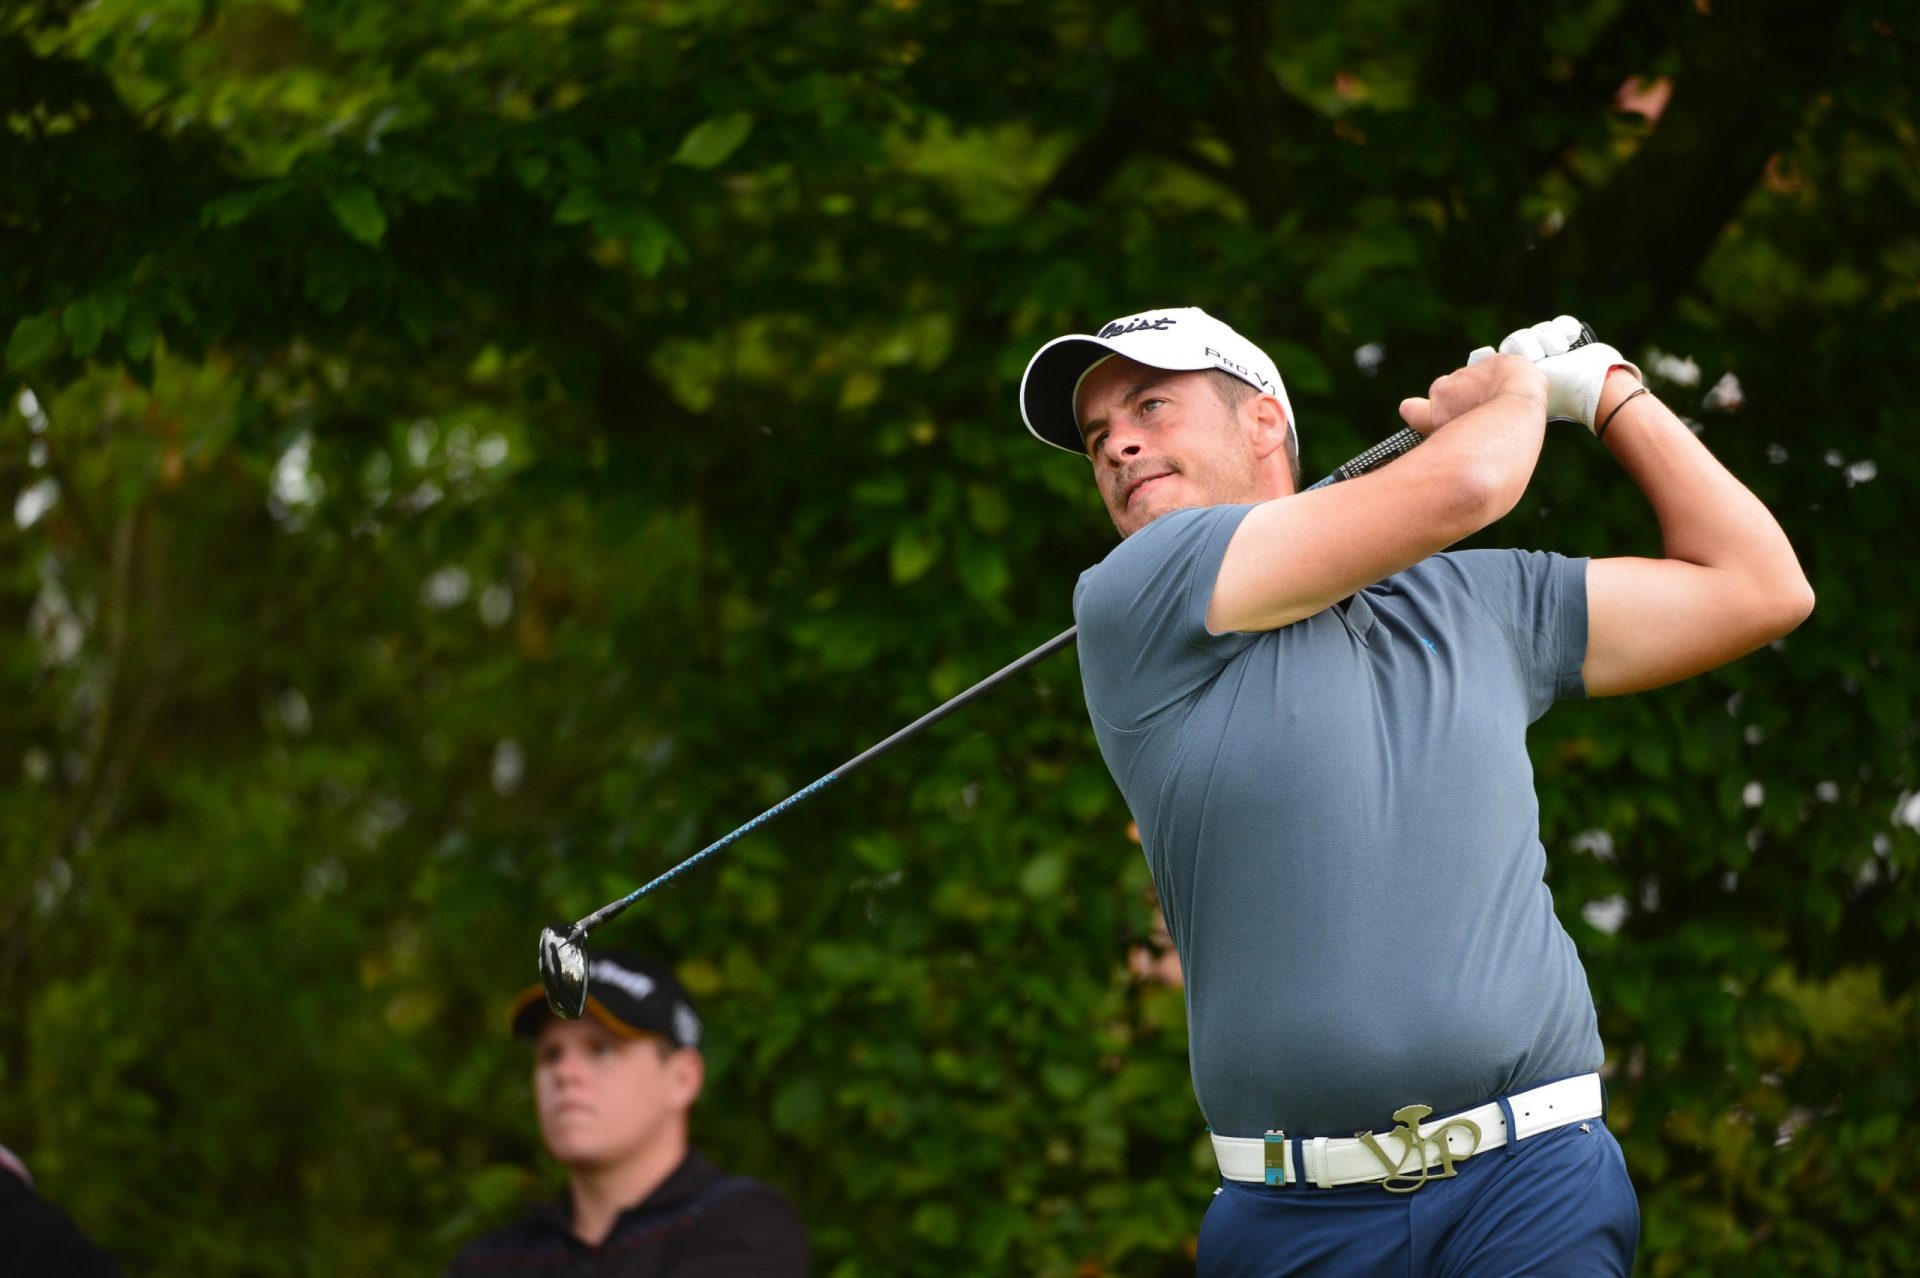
[1495,1095,1521,1159]
[1310,1136,1333,1189]
[1290,1137,1307,1189]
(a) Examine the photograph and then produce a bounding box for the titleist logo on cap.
[1098,316,1178,339]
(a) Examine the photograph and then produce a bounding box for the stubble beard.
[1110,449,1261,537]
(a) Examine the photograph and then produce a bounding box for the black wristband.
[1596,387,1649,442]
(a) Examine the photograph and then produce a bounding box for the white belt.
[1210,1073,1604,1189]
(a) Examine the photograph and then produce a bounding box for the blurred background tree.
[1,0,1914,1273]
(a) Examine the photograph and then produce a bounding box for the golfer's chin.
[1114,482,1201,536]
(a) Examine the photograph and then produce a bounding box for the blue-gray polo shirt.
[1074,503,1603,1139]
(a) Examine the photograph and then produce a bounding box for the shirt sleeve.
[1072,504,1259,731]
[1444,548,1589,719]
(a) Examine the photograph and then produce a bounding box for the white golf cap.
[1019,307,1295,454]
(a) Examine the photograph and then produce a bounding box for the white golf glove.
[1468,315,1642,433]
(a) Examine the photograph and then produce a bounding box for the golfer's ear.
[1250,394,1290,459]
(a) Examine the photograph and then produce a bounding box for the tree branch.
[1529,0,1854,338]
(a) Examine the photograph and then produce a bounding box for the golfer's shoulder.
[1074,505,1254,621]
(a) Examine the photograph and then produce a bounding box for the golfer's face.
[533,1018,694,1171]
[1076,357,1257,537]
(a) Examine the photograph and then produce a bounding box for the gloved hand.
[1468,315,1642,433]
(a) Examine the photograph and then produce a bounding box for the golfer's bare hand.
[1397,354,1547,436]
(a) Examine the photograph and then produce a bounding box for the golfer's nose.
[1099,421,1146,463]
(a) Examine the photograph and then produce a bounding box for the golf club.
[540,332,1596,1016]
[532,429,1422,1019]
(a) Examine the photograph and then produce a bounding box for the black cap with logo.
[509,946,703,1049]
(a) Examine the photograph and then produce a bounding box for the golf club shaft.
[562,422,1442,942]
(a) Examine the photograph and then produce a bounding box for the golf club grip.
[1306,428,1421,491]
[1304,322,1596,491]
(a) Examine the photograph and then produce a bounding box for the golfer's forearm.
[1599,376,1813,606]
[1211,385,1543,633]
[1423,390,1548,524]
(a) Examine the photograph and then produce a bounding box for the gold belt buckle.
[1356,1104,1483,1194]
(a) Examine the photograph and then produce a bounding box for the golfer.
[446,949,810,1277]
[1020,309,1812,1275]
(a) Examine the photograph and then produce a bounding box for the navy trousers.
[1196,1120,1640,1277]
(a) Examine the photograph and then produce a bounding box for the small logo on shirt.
[1418,635,1438,654]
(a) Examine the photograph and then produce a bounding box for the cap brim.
[1020,336,1110,453]
[1019,334,1219,454]
[509,984,655,1041]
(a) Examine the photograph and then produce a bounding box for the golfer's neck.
[567,1127,689,1246]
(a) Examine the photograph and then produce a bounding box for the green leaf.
[966,484,1010,533]
[771,1074,826,1134]
[553,187,600,225]
[328,184,388,246]
[628,217,677,277]
[671,112,754,169]
[511,154,551,191]
[956,540,1009,604]
[6,313,63,369]
[889,527,941,584]
[1018,852,1067,898]
[199,183,285,229]
[62,293,122,358]
[910,1201,959,1246]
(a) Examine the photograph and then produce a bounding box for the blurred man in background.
[446,950,809,1277]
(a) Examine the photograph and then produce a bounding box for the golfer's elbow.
[1447,456,1530,538]
[1730,566,1814,649]
[1765,573,1816,639]
[1749,533,1815,639]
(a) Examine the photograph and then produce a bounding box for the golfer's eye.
[1087,430,1107,455]
[1141,397,1166,414]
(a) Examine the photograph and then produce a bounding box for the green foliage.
[1,0,1915,1274]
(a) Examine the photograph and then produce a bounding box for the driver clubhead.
[538,925,590,1020]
